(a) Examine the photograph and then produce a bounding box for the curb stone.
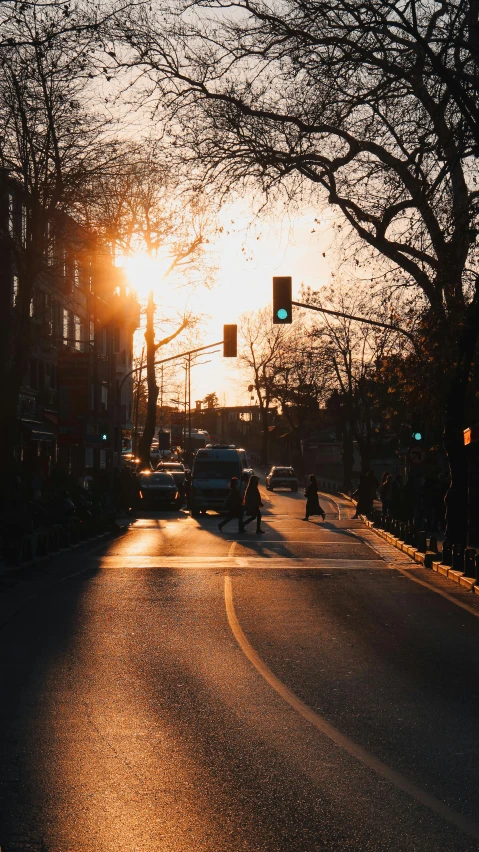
[362,518,477,594]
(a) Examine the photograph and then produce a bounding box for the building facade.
[0,170,140,482]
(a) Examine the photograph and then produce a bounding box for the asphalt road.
[1,486,479,851]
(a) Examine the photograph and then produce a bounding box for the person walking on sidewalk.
[218,477,244,533]
[304,474,326,521]
[242,474,265,534]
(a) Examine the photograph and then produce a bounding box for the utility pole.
[133,345,145,455]
[188,352,192,459]
[138,290,159,465]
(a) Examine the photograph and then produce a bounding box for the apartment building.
[0,170,140,480]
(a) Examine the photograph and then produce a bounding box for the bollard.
[428,535,438,554]
[452,543,465,572]
[418,531,428,552]
[441,540,452,566]
[464,548,476,578]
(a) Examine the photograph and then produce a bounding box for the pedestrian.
[391,474,403,520]
[352,473,368,518]
[364,469,379,516]
[242,474,265,534]
[303,474,326,521]
[379,472,393,515]
[218,477,244,533]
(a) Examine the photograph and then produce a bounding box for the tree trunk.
[260,406,269,466]
[443,289,479,544]
[342,422,354,491]
[138,292,158,466]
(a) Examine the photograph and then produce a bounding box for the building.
[0,170,140,482]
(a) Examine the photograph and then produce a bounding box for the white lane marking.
[224,575,479,840]
[227,541,370,545]
[98,556,387,569]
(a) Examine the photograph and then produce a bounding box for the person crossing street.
[218,477,244,533]
[303,474,326,521]
[242,474,265,534]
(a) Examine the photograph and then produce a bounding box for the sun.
[115,252,173,301]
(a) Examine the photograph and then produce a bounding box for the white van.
[236,448,249,469]
[190,446,242,515]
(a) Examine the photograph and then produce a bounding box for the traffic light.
[100,424,109,443]
[223,324,237,357]
[410,415,424,444]
[273,276,292,324]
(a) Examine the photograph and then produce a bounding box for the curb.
[362,518,478,593]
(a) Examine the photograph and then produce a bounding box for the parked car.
[156,462,187,504]
[266,466,298,492]
[137,471,179,508]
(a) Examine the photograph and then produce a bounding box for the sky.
[117,201,334,406]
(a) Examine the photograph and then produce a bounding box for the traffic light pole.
[291,300,415,344]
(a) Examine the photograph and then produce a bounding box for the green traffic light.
[277,308,288,320]
[102,433,108,441]
[412,431,422,441]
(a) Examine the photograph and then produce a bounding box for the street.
[1,487,479,851]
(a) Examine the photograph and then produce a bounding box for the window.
[8,195,14,238]
[89,321,95,343]
[29,298,34,318]
[21,205,27,247]
[46,221,54,265]
[63,308,69,343]
[73,259,80,287]
[74,315,82,350]
[101,385,108,409]
[12,275,19,307]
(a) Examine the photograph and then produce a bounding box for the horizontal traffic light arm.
[119,340,226,392]
[292,301,415,343]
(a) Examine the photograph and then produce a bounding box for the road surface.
[1,486,479,851]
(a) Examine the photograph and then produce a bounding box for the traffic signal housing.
[273,276,292,324]
[223,324,237,357]
[410,416,424,444]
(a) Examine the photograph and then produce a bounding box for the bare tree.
[79,140,218,467]
[0,2,122,491]
[239,308,286,465]
[271,324,329,477]
[310,283,404,485]
[116,0,479,542]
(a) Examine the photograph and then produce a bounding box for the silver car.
[266,466,298,492]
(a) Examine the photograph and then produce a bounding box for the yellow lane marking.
[224,575,479,840]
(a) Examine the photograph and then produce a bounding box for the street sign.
[407,446,426,465]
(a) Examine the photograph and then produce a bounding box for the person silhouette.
[304,474,326,521]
